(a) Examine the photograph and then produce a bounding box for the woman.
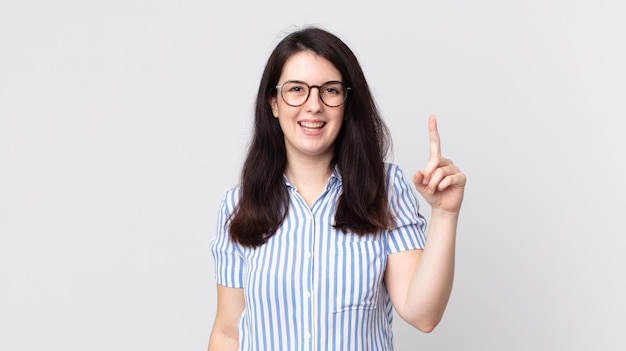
[209,26,466,351]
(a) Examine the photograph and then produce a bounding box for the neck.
[284,156,333,188]
[283,153,334,208]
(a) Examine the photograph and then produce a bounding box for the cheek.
[334,108,346,123]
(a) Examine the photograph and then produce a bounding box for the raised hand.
[412,115,466,215]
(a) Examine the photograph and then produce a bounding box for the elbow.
[411,320,439,334]
[395,301,447,333]
[415,320,439,333]
[405,314,442,333]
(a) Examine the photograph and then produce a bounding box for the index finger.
[429,114,441,159]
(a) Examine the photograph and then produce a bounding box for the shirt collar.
[328,165,342,188]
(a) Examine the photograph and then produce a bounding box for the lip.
[298,120,326,135]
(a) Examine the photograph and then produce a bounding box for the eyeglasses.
[275,80,351,107]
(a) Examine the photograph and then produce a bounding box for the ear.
[269,96,279,118]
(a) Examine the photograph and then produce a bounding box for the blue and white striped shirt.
[210,163,427,351]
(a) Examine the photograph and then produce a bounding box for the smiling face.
[270,50,345,165]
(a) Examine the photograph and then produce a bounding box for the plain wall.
[1,1,625,350]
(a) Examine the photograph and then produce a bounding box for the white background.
[1,1,625,350]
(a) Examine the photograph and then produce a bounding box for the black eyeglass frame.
[275,80,351,107]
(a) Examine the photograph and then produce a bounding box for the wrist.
[430,207,461,221]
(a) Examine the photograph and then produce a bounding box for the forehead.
[280,51,342,83]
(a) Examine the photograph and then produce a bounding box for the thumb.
[412,171,428,196]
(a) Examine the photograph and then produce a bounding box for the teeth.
[299,121,324,129]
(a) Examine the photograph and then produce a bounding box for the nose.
[305,86,323,112]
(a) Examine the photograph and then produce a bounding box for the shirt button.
[305,333,311,339]
[305,252,312,258]
[305,291,311,298]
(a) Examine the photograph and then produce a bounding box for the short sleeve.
[209,188,244,288]
[385,163,427,254]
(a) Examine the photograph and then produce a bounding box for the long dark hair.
[229,27,392,247]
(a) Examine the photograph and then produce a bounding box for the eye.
[322,83,343,96]
[284,82,307,94]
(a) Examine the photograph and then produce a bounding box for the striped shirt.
[210,163,427,351]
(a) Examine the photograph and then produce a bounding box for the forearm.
[404,209,458,331]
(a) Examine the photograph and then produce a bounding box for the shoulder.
[384,162,402,173]
[383,162,419,202]
[383,162,409,184]
[218,186,242,215]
